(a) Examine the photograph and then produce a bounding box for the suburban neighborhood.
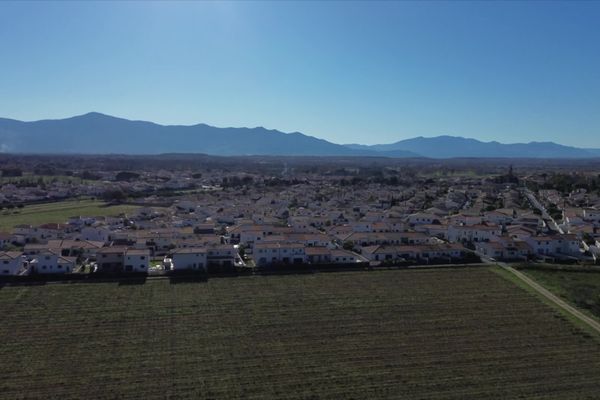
[2,156,600,278]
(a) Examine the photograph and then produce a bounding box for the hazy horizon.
[1,1,599,146]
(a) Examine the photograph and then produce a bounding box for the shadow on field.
[167,271,209,284]
[118,276,148,286]
[0,280,47,288]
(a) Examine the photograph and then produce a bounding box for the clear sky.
[1,1,599,146]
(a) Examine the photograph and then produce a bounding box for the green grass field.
[522,268,600,320]
[0,199,141,230]
[1,268,600,399]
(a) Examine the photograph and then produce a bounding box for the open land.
[1,268,600,399]
[520,266,600,320]
[0,199,141,231]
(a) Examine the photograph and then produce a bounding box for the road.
[496,261,600,335]
[523,188,564,234]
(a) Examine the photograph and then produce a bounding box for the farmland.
[0,199,142,230]
[521,267,600,320]
[1,268,600,399]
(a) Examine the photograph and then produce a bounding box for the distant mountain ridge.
[346,135,599,159]
[0,112,597,159]
[0,112,418,157]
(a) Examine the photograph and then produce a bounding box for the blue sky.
[1,1,599,146]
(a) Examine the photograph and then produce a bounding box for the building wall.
[172,252,207,271]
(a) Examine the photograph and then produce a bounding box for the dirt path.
[501,263,600,335]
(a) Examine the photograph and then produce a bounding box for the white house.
[32,252,59,274]
[362,243,465,262]
[351,221,373,233]
[447,224,502,243]
[123,248,150,272]
[330,249,368,264]
[31,252,75,274]
[476,239,531,261]
[407,213,441,226]
[171,248,207,271]
[525,235,581,256]
[79,226,111,243]
[207,245,237,268]
[583,208,600,223]
[288,216,314,233]
[0,251,25,275]
[227,224,276,246]
[254,243,306,266]
[483,210,515,225]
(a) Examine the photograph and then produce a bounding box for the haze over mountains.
[0,112,598,159]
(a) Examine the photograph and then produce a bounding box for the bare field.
[1,268,600,399]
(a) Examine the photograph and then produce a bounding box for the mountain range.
[0,112,598,159]
[346,136,600,159]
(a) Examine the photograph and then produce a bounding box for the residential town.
[2,155,600,278]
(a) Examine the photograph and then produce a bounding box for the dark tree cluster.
[115,171,141,182]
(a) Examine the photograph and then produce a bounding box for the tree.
[1,168,22,177]
[115,171,140,181]
[81,171,101,180]
[238,245,246,259]
[102,189,127,202]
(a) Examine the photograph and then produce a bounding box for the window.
[141,256,145,260]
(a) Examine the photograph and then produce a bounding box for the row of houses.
[361,243,467,263]
[0,243,240,276]
[253,243,367,266]
[1,250,75,276]
[95,245,239,273]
